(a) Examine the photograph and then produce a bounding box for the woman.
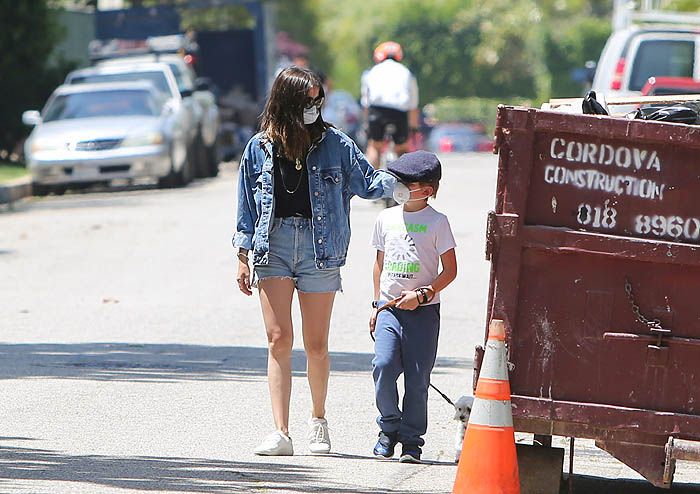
[233,67,395,456]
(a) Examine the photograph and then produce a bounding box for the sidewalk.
[0,175,32,207]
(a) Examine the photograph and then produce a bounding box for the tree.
[283,0,615,103]
[274,0,332,77]
[0,1,71,153]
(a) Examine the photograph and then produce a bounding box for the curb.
[0,176,33,206]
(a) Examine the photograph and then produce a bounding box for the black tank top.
[273,153,312,218]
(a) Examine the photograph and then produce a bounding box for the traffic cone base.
[456,424,519,494]
[452,319,520,494]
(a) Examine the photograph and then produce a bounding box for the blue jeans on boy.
[372,303,440,447]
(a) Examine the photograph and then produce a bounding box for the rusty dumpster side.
[480,105,700,488]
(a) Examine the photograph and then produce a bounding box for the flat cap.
[387,150,442,183]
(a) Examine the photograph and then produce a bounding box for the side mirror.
[180,89,193,98]
[163,100,177,114]
[22,110,42,126]
[194,77,211,91]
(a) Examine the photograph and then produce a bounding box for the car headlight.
[30,140,66,153]
[121,131,164,147]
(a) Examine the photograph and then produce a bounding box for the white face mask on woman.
[392,182,430,205]
[303,106,319,125]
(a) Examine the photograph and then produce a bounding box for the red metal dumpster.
[480,105,700,488]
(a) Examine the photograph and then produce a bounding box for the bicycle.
[379,123,399,208]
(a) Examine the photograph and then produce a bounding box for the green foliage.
[313,0,612,104]
[545,17,611,97]
[274,0,332,79]
[0,163,29,183]
[0,2,75,152]
[665,0,700,11]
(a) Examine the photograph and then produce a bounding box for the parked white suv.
[592,25,700,98]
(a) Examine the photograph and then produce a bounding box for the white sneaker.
[308,417,331,454]
[254,430,294,456]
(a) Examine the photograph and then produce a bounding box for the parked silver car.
[65,62,202,175]
[23,82,192,195]
[65,58,218,177]
[97,54,220,176]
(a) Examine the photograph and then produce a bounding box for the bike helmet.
[373,41,403,63]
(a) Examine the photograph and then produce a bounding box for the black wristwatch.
[371,300,380,308]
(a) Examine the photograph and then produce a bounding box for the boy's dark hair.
[418,179,440,198]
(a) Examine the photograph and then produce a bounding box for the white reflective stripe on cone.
[478,339,509,381]
[468,398,514,427]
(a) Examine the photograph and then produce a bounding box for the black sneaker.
[373,431,398,458]
[399,444,422,463]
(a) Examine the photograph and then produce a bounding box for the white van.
[592,25,700,98]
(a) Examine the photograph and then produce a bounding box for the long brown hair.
[260,67,327,162]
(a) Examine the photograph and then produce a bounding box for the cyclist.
[361,41,419,169]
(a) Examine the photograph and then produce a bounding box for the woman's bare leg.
[298,291,336,418]
[259,278,296,434]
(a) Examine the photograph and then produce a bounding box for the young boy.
[369,150,457,463]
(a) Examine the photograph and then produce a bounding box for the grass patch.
[0,162,29,184]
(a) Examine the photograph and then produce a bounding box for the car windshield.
[70,71,172,95]
[166,62,194,92]
[630,39,695,91]
[43,90,162,122]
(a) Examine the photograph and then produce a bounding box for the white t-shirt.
[371,205,456,305]
[360,59,419,112]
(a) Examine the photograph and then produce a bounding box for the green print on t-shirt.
[406,223,428,233]
[384,260,421,273]
[386,223,429,233]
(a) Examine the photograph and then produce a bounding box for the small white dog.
[453,395,474,463]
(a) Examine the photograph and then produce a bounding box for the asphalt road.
[1,153,699,493]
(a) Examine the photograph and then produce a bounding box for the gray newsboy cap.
[387,150,442,183]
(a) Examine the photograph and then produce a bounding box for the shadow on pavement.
[561,474,700,493]
[0,439,393,493]
[0,343,471,383]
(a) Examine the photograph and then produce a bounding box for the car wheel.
[206,137,220,177]
[180,145,194,185]
[159,142,193,188]
[193,133,209,178]
[157,150,180,188]
[32,183,49,197]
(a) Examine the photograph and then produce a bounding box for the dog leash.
[370,300,455,408]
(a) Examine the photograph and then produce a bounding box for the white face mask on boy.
[392,182,430,205]
[303,106,319,125]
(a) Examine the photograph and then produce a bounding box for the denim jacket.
[233,128,396,269]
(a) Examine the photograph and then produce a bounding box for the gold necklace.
[278,156,305,194]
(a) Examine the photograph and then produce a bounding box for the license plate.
[74,165,100,178]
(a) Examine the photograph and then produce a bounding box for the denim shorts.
[253,217,342,293]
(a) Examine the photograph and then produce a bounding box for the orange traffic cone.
[452,319,520,494]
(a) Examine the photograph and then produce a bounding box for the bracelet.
[415,286,435,305]
[237,252,249,263]
[371,300,379,309]
[415,288,429,304]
